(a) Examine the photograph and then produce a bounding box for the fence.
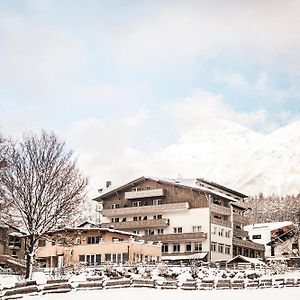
[1,276,300,299]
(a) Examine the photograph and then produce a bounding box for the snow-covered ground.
[21,287,300,300]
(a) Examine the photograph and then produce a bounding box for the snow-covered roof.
[47,226,140,237]
[94,176,247,203]
[161,252,208,261]
[244,221,294,232]
[227,255,266,266]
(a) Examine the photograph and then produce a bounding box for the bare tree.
[0,131,88,278]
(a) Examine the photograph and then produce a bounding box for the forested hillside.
[245,193,300,225]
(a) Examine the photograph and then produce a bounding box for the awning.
[161,252,208,261]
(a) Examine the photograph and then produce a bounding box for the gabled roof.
[227,255,266,266]
[47,226,140,237]
[93,176,247,203]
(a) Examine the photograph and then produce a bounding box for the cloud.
[215,72,249,88]
[114,1,300,68]
[166,89,267,132]
[0,11,86,99]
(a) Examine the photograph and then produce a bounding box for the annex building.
[94,176,265,262]
[35,222,161,268]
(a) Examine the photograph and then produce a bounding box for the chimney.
[106,181,112,188]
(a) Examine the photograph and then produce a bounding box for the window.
[78,254,101,265]
[144,229,154,236]
[122,253,129,261]
[105,254,111,261]
[153,214,162,220]
[218,243,224,253]
[219,228,224,237]
[173,243,180,252]
[87,236,100,244]
[225,230,231,238]
[194,242,202,252]
[162,243,169,253]
[133,216,142,221]
[9,236,21,248]
[252,234,261,240]
[133,230,140,234]
[211,242,217,252]
[192,226,201,232]
[153,199,162,205]
[185,242,192,252]
[38,239,46,247]
[133,201,141,207]
[225,245,231,255]
[173,227,182,234]
[111,203,120,209]
[212,226,217,235]
[111,217,119,223]
[132,187,141,191]
[157,228,164,234]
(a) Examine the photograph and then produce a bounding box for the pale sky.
[1,1,300,195]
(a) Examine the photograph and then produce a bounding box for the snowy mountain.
[150,119,300,196]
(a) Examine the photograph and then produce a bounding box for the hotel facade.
[94,177,265,262]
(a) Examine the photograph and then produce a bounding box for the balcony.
[233,213,245,224]
[142,232,207,242]
[102,202,189,217]
[231,200,248,210]
[233,228,249,238]
[232,238,265,251]
[211,218,232,228]
[35,245,65,258]
[210,203,231,215]
[101,218,170,230]
[125,188,165,199]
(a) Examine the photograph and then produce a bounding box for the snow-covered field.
[22,287,300,300]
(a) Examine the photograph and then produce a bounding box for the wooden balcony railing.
[102,202,189,217]
[232,238,265,251]
[211,218,232,228]
[231,200,248,210]
[142,232,207,242]
[210,203,231,215]
[233,228,249,238]
[233,213,245,224]
[125,188,165,199]
[101,218,170,230]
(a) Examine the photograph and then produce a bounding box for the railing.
[233,228,249,238]
[125,188,165,199]
[102,202,189,217]
[211,218,232,228]
[210,203,231,215]
[102,218,170,230]
[233,213,245,224]
[142,232,207,242]
[0,254,26,268]
[231,200,248,209]
[232,238,265,251]
[35,245,65,258]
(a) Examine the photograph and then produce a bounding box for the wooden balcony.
[233,228,249,238]
[35,245,65,258]
[125,188,165,199]
[231,200,248,210]
[210,203,231,215]
[102,202,189,217]
[101,218,170,230]
[233,238,265,251]
[211,218,232,228]
[142,232,207,242]
[233,213,245,224]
